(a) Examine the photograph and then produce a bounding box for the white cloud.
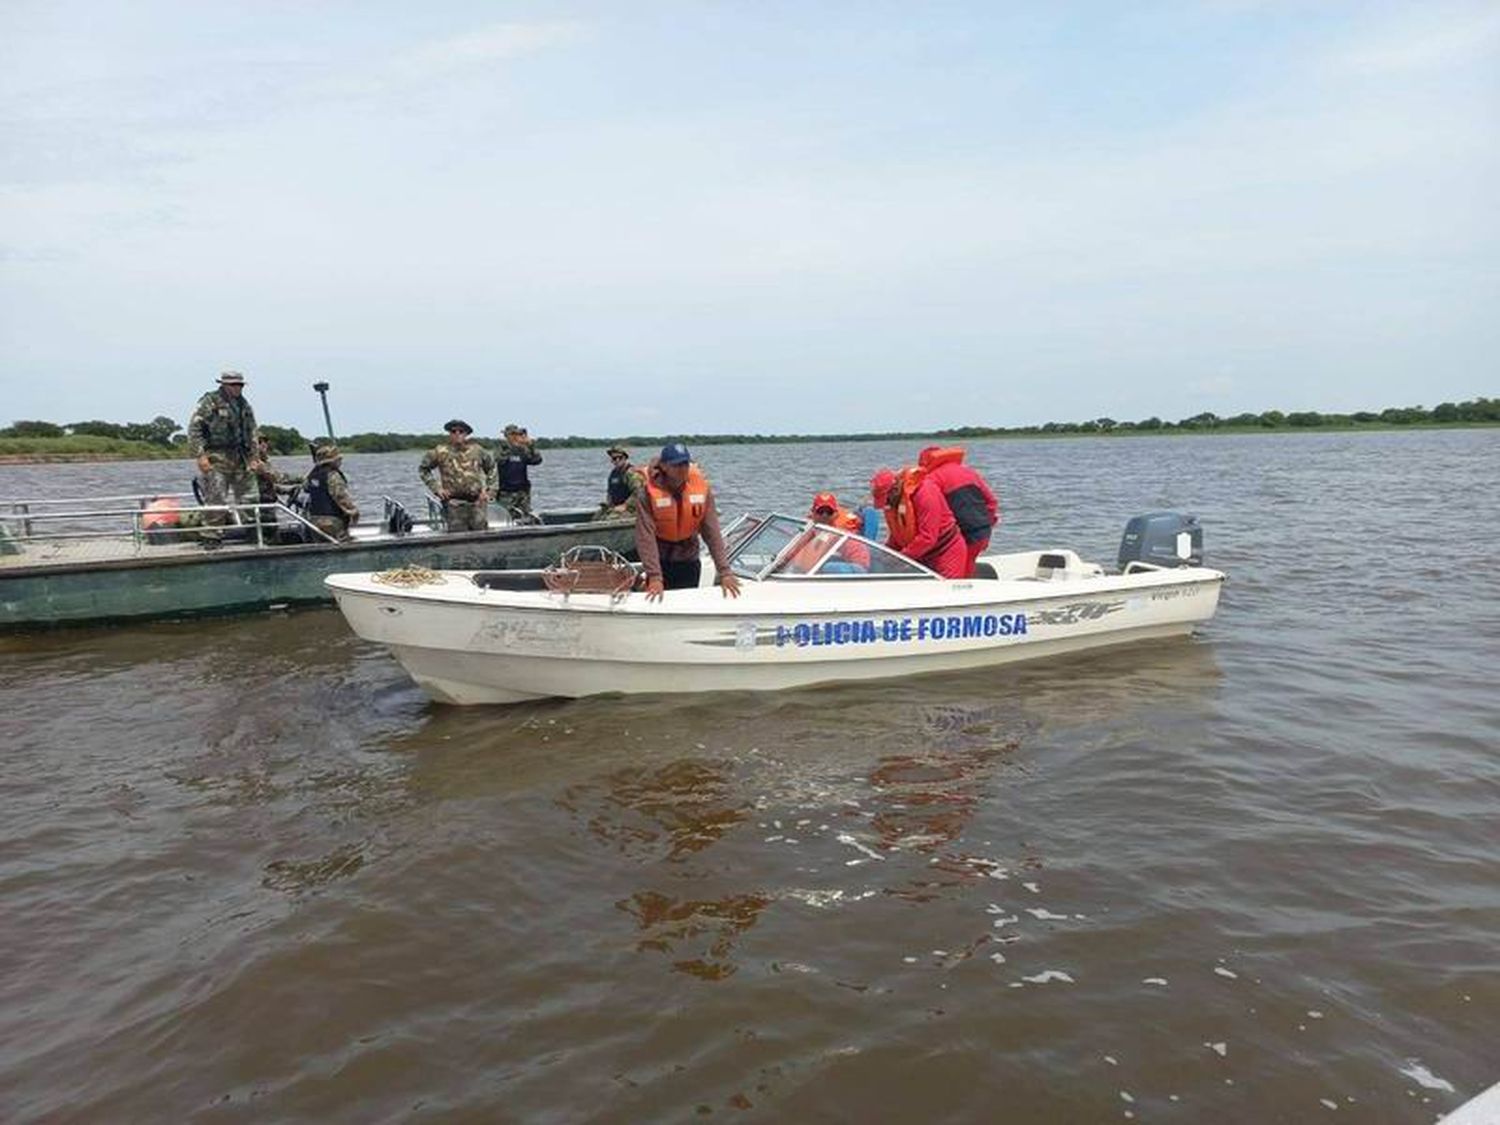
[1323,5,1500,76]
[396,21,586,79]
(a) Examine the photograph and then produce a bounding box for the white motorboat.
[326,512,1226,705]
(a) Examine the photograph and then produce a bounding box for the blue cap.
[659,442,691,465]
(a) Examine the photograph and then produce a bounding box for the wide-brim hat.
[312,442,341,463]
[217,370,246,385]
[444,419,473,434]
[606,445,629,458]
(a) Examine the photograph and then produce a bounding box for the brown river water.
[2,431,1496,1123]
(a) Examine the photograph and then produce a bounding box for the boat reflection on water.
[484,639,1224,982]
[557,757,768,981]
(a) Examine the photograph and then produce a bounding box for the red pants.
[965,537,990,578]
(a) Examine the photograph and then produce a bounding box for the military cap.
[504,422,524,435]
[444,419,473,434]
[217,370,246,385]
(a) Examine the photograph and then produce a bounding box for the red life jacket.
[918,445,965,470]
[832,510,871,568]
[882,467,926,548]
[884,469,965,574]
[785,527,842,573]
[644,464,710,542]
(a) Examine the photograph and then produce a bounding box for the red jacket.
[889,476,968,578]
[922,460,999,542]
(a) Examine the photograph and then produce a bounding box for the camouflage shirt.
[419,440,499,500]
[188,390,259,462]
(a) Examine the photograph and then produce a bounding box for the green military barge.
[0,493,634,631]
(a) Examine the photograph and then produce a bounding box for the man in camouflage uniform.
[419,419,498,532]
[253,434,305,529]
[495,423,543,521]
[597,444,645,519]
[188,370,263,541]
[303,441,360,541]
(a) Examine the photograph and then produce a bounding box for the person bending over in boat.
[597,444,645,518]
[808,491,871,572]
[420,420,498,532]
[303,442,359,541]
[252,435,304,527]
[635,442,742,601]
[870,466,968,579]
[917,446,1000,578]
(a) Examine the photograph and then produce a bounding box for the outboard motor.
[1118,512,1203,570]
[383,497,415,536]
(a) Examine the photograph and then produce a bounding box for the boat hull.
[0,518,634,631]
[329,568,1224,704]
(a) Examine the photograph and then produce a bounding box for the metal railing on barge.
[0,493,353,565]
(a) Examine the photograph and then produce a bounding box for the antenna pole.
[312,382,334,439]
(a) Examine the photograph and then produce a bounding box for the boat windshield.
[726,513,932,581]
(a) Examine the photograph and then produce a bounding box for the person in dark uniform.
[495,423,543,521]
[303,441,359,541]
[598,444,645,517]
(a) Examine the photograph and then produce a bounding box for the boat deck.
[0,533,221,568]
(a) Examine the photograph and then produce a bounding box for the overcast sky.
[1,1,1495,438]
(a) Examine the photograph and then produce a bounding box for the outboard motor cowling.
[383,497,415,536]
[1118,512,1203,570]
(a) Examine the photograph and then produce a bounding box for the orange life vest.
[142,497,181,530]
[918,445,965,470]
[831,510,871,568]
[882,466,926,548]
[785,527,842,574]
[644,463,711,542]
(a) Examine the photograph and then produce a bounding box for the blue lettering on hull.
[775,612,1029,648]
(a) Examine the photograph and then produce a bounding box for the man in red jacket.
[870,467,968,579]
[917,447,1000,577]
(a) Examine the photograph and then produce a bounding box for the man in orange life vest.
[917,446,1000,578]
[635,442,743,601]
[870,466,969,579]
[810,491,871,570]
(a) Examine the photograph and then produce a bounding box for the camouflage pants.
[443,499,488,532]
[199,460,255,534]
[496,489,534,521]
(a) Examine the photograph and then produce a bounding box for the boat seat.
[972,561,998,580]
[472,571,549,591]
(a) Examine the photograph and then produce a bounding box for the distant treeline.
[334,397,1499,449]
[2,397,1496,459]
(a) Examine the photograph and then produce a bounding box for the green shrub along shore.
[1,398,1495,463]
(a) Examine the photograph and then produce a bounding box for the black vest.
[498,451,531,492]
[607,465,634,506]
[305,464,345,520]
[944,483,994,543]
